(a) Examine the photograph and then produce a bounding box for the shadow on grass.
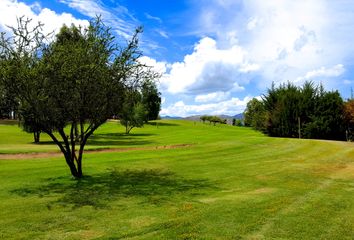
[87,133,155,146]
[33,141,58,145]
[11,168,216,209]
[146,122,180,127]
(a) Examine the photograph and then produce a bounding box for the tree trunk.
[65,153,80,178]
[44,123,100,179]
[33,131,40,143]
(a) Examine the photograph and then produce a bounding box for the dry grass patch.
[330,163,354,180]
[199,187,276,203]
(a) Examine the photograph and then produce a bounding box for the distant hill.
[183,113,244,125]
[161,116,183,120]
[233,113,244,120]
[161,113,244,123]
[184,115,202,121]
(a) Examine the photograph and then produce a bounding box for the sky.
[1,0,354,117]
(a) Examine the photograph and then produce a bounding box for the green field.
[1,120,354,239]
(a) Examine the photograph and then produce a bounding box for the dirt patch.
[331,163,354,179]
[0,144,193,160]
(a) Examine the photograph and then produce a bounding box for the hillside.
[0,120,354,239]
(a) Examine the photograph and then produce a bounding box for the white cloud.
[0,0,88,35]
[138,56,168,75]
[161,37,258,94]
[195,91,230,103]
[295,64,345,83]
[59,0,137,39]
[193,0,354,90]
[145,13,162,23]
[155,29,169,39]
[247,17,259,30]
[161,96,252,117]
[343,80,352,85]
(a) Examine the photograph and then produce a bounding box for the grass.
[1,119,354,239]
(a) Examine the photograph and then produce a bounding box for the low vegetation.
[1,120,354,239]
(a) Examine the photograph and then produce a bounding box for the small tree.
[120,102,146,134]
[141,79,161,122]
[200,115,208,123]
[244,98,267,132]
[209,116,223,125]
[120,90,146,134]
[235,119,243,126]
[344,99,354,140]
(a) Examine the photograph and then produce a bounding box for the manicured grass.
[1,120,354,239]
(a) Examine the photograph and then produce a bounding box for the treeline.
[200,115,227,125]
[244,82,353,141]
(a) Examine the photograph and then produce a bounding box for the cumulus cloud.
[193,0,354,89]
[195,91,231,103]
[160,37,258,94]
[0,0,88,35]
[295,64,345,83]
[138,56,168,75]
[160,96,252,117]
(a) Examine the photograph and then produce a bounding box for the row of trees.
[0,17,160,178]
[200,115,227,125]
[244,82,351,141]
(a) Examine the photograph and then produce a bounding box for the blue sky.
[1,0,354,117]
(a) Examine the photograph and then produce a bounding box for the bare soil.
[0,144,193,160]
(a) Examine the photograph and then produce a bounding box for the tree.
[262,82,301,137]
[0,52,18,119]
[244,98,267,132]
[120,90,146,134]
[209,116,224,125]
[344,99,354,140]
[141,79,161,121]
[302,91,345,140]
[0,17,156,178]
[235,119,243,126]
[200,115,208,123]
[120,102,146,134]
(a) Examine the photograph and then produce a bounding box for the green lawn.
[1,120,354,239]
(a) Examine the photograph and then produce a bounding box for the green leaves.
[246,81,346,140]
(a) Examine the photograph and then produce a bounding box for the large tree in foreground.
[0,17,156,178]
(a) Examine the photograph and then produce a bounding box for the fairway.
[1,120,354,239]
